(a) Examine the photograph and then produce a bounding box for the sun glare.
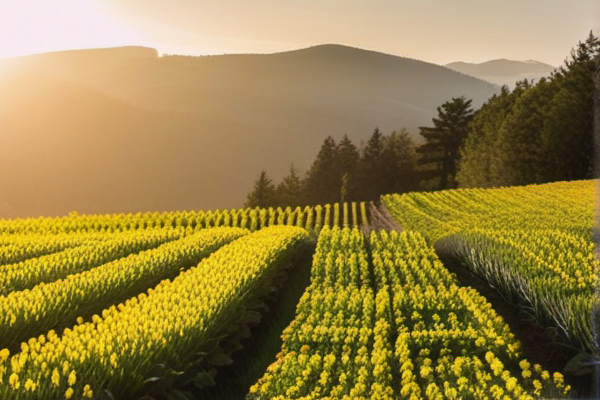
[0,0,144,59]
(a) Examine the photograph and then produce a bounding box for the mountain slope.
[446,59,556,88]
[0,45,499,217]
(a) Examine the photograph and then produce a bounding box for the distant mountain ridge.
[0,44,499,217]
[445,59,556,88]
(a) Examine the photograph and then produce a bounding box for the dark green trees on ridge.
[246,32,599,205]
[457,31,600,187]
[247,129,419,207]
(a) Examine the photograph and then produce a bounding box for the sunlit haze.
[1,0,598,65]
[0,1,148,59]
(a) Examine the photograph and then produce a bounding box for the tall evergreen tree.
[417,97,474,189]
[276,164,303,207]
[335,134,360,201]
[381,128,419,194]
[540,31,600,181]
[457,83,529,187]
[357,128,386,200]
[244,171,276,208]
[491,78,556,185]
[304,136,339,205]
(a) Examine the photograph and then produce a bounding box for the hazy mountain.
[0,45,499,217]
[445,59,556,88]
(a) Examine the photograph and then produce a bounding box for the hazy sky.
[1,0,598,65]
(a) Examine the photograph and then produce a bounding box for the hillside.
[0,45,499,217]
[446,58,556,88]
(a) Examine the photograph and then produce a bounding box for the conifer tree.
[276,164,303,207]
[417,97,474,189]
[244,171,276,208]
[335,134,360,201]
[540,31,600,180]
[457,31,599,187]
[357,128,386,200]
[381,128,419,194]
[457,83,529,187]
[304,136,339,205]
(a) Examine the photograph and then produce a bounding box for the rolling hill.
[0,44,499,217]
[445,58,556,88]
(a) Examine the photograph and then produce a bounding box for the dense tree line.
[457,32,600,187]
[246,32,599,207]
[245,129,419,207]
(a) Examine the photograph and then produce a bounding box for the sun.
[0,0,144,59]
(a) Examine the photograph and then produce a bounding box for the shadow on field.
[192,241,315,400]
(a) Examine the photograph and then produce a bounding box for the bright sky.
[1,0,598,65]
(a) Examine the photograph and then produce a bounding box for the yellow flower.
[24,378,36,391]
[65,387,74,399]
[553,371,564,387]
[9,373,20,389]
[83,384,94,398]
[68,370,77,386]
[0,348,9,362]
[541,370,550,380]
[532,379,542,395]
[52,368,61,387]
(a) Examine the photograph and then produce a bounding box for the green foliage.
[245,171,277,208]
[275,165,303,208]
[381,128,420,194]
[457,31,600,187]
[304,136,340,205]
[248,129,418,204]
[457,83,529,187]
[417,96,475,189]
[336,135,360,201]
[357,128,386,200]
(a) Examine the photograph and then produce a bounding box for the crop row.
[0,229,184,296]
[0,226,310,400]
[0,232,110,266]
[249,227,567,399]
[382,180,594,243]
[438,228,598,354]
[0,202,369,234]
[382,180,597,358]
[0,228,247,352]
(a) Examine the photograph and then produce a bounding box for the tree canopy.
[417,96,475,189]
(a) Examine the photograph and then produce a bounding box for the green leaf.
[209,352,234,367]
[141,376,162,386]
[167,389,195,400]
[193,371,216,389]
[145,364,167,379]
[244,310,262,325]
[564,352,594,375]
